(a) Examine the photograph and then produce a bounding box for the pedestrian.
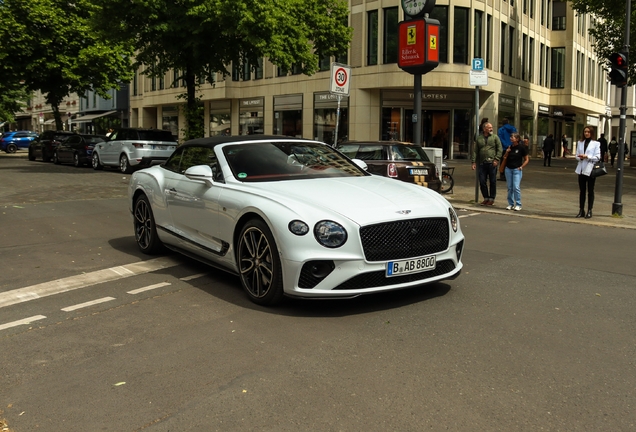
[106,128,114,138]
[523,135,529,147]
[497,118,517,180]
[609,137,618,167]
[542,133,555,166]
[504,133,529,211]
[575,126,601,219]
[625,142,630,160]
[562,134,570,157]
[471,122,503,206]
[598,133,608,162]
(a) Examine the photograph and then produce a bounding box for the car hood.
[241,176,450,226]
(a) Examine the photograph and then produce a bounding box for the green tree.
[92,0,352,140]
[0,0,134,130]
[569,0,635,84]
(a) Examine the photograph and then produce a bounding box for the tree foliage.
[92,0,352,140]
[0,0,134,130]
[570,0,636,85]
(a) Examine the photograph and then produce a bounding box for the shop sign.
[520,99,534,113]
[553,109,564,117]
[240,98,263,108]
[538,104,550,114]
[499,95,515,107]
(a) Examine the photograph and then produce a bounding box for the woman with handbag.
[575,126,601,219]
[503,133,529,211]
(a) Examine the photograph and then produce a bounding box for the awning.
[73,110,118,123]
[44,119,56,125]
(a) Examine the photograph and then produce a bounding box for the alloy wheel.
[239,227,275,299]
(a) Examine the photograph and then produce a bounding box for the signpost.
[470,58,487,203]
[330,63,351,146]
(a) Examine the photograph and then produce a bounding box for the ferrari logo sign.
[407,25,417,45]
[429,35,437,50]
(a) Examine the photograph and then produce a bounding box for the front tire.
[237,219,284,306]
[6,144,17,154]
[440,173,454,194]
[133,195,164,254]
[120,154,132,174]
[92,152,103,170]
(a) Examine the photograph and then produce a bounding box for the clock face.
[401,0,433,18]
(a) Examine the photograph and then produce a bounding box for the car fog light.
[314,220,347,248]
[289,220,309,236]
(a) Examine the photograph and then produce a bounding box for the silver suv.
[91,128,177,173]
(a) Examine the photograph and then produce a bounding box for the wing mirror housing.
[184,165,214,186]
[352,159,368,171]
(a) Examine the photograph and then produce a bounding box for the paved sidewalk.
[443,155,636,229]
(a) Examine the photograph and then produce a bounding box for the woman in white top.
[575,126,601,219]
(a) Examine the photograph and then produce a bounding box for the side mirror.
[352,158,368,171]
[184,165,214,187]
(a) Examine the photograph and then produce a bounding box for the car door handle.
[166,188,177,195]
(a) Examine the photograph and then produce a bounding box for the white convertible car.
[128,135,464,305]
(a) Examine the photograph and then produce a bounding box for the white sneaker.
[513,205,522,211]
[506,205,513,210]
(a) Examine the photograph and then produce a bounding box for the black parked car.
[53,134,108,167]
[29,130,75,162]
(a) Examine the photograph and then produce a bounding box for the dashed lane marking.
[180,273,207,281]
[127,282,172,295]
[0,315,47,331]
[0,256,181,309]
[459,213,481,218]
[61,297,116,312]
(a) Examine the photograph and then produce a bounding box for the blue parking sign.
[472,58,484,71]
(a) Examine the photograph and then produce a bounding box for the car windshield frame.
[223,140,369,182]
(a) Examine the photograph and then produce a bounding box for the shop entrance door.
[405,110,451,158]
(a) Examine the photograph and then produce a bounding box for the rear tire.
[237,219,284,306]
[73,153,81,167]
[6,144,17,154]
[440,173,454,194]
[120,154,132,174]
[133,195,164,254]
[92,152,103,170]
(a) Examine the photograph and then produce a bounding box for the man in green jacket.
[471,122,503,206]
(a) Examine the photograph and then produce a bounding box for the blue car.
[1,131,39,153]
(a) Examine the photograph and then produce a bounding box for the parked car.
[53,134,108,167]
[28,130,75,162]
[128,135,464,306]
[92,128,177,174]
[336,141,442,193]
[1,131,39,153]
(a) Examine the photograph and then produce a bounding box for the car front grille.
[360,218,449,261]
[332,259,456,290]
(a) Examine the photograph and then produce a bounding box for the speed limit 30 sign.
[330,63,351,96]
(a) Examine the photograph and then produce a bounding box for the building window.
[274,95,303,137]
[319,55,330,72]
[133,70,138,96]
[500,23,507,73]
[522,34,527,81]
[551,47,565,88]
[486,14,492,68]
[151,75,156,91]
[243,61,252,81]
[255,58,263,80]
[159,75,164,90]
[232,63,240,81]
[539,43,545,86]
[474,10,483,60]
[529,37,534,82]
[209,101,231,136]
[239,98,264,135]
[545,47,551,87]
[508,26,515,76]
[552,1,566,30]
[367,10,378,66]
[453,7,469,64]
[541,0,546,25]
[430,6,449,63]
[383,7,398,64]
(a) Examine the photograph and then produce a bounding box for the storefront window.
[314,94,348,145]
[453,109,471,159]
[239,98,264,135]
[274,95,302,137]
[209,101,231,136]
[381,108,401,141]
[162,106,179,139]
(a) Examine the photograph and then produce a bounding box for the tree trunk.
[184,64,203,141]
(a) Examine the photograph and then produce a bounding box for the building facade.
[127,0,611,160]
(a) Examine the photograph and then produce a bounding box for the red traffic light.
[609,52,628,87]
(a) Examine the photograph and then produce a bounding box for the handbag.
[591,160,607,178]
[499,152,508,174]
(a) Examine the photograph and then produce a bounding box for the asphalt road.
[1,153,635,431]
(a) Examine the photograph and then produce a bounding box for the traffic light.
[609,52,628,87]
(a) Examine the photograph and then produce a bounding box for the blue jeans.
[505,166,523,206]
[478,162,497,201]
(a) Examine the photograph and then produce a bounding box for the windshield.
[137,130,176,142]
[338,143,431,162]
[223,141,368,182]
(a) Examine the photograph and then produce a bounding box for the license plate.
[409,168,428,176]
[386,255,436,277]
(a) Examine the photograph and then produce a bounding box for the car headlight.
[449,207,458,232]
[314,220,347,248]
[288,220,309,236]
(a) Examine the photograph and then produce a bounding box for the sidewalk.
[443,155,636,230]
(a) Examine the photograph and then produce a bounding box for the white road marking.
[0,315,47,331]
[127,282,172,295]
[0,256,181,309]
[180,273,206,281]
[459,213,481,219]
[61,297,116,312]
